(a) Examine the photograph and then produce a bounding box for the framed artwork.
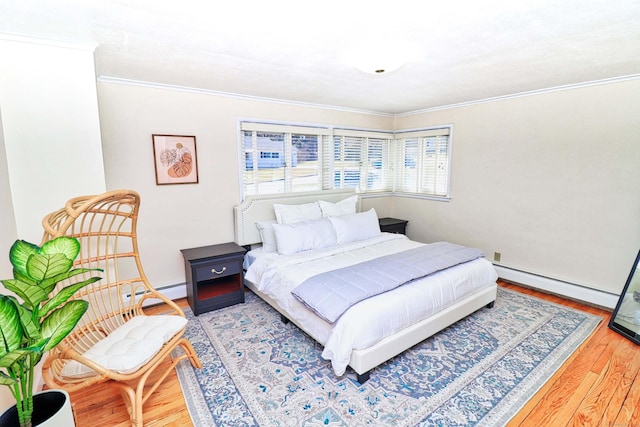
[152,134,199,185]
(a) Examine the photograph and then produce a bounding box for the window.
[328,130,391,192]
[241,122,330,196]
[394,127,452,198]
[239,121,450,200]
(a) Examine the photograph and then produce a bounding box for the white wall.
[0,110,17,279]
[393,79,640,295]
[0,102,17,412]
[0,36,107,412]
[97,81,393,289]
[0,36,106,245]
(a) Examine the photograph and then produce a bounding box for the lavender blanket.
[291,242,484,323]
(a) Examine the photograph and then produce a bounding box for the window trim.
[238,120,452,202]
[393,125,453,200]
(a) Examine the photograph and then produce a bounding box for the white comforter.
[244,233,498,376]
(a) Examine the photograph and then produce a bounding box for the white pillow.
[255,220,278,253]
[273,202,322,224]
[319,195,359,217]
[272,218,337,255]
[328,208,381,244]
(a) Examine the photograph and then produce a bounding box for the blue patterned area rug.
[174,287,601,426]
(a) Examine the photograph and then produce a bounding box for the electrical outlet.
[493,252,501,262]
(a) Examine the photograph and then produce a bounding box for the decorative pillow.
[255,220,278,253]
[60,315,187,378]
[319,195,359,217]
[273,202,323,224]
[272,218,337,255]
[328,208,381,245]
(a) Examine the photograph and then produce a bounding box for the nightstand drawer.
[195,260,241,282]
[378,217,408,235]
[381,223,407,234]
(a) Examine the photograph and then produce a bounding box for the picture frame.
[609,249,640,345]
[152,134,199,185]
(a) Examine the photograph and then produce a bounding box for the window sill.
[360,191,450,202]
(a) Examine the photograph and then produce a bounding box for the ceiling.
[2,0,640,114]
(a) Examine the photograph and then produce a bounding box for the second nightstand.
[180,242,247,316]
[378,217,409,235]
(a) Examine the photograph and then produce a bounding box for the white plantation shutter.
[240,129,286,196]
[321,134,334,190]
[333,135,364,190]
[394,126,451,198]
[240,123,330,196]
[239,121,448,199]
[328,129,393,192]
[366,138,388,191]
[422,135,449,196]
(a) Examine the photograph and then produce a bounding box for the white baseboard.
[157,283,187,301]
[157,273,619,310]
[494,265,619,310]
[123,283,187,307]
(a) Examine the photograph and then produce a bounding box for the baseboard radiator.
[123,282,187,307]
[133,270,618,312]
[494,265,618,310]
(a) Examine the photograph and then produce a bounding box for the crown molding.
[99,73,640,118]
[97,76,394,118]
[397,74,640,117]
[0,32,97,51]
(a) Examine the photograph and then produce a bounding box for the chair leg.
[114,383,143,427]
[107,340,200,426]
[131,390,144,427]
[178,338,202,369]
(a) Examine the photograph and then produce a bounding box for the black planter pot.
[0,390,74,427]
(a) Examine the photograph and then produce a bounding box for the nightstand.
[378,217,409,235]
[180,242,247,315]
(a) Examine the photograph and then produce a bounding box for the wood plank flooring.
[66,280,638,426]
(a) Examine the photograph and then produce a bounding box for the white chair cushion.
[61,315,187,378]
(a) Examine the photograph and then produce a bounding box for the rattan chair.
[40,189,201,427]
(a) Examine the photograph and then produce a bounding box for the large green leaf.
[1,278,47,310]
[0,349,31,368]
[40,237,80,262]
[12,269,36,286]
[0,372,17,386]
[7,240,39,277]
[0,296,22,356]
[40,276,101,318]
[10,298,40,341]
[26,253,73,282]
[38,267,102,296]
[41,300,88,351]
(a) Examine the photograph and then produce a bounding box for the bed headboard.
[234,189,359,246]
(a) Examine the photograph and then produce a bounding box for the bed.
[234,189,498,383]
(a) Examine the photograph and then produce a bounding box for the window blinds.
[240,121,448,199]
[393,126,452,197]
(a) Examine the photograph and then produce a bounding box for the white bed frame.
[234,189,497,383]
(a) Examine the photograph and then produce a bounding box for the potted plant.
[0,236,101,427]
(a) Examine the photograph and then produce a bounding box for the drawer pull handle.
[211,266,226,275]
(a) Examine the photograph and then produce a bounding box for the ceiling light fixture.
[355,59,405,75]
[352,40,406,75]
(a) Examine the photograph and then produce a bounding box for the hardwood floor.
[501,281,640,427]
[67,280,639,426]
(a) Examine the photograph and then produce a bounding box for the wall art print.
[152,134,199,185]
